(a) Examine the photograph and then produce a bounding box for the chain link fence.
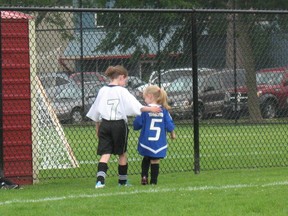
[1,7,288,183]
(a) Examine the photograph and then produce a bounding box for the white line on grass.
[1,180,288,206]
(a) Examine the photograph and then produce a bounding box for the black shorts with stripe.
[97,119,129,155]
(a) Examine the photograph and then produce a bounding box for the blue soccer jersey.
[133,106,175,158]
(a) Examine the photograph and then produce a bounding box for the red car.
[222,66,288,119]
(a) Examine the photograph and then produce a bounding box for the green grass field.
[1,167,287,216]
[1,121,288,215]
[38,121,288,179]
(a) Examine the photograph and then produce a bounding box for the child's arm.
[141,106,161,113]
[95,122,100,138]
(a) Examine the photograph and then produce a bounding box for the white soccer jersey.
[86,85,144,122]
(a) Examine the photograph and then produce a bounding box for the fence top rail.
[0,7,288,15]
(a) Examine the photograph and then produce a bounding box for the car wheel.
[71,108,83,123]
[261,101,276,119]
[198,105,204,120]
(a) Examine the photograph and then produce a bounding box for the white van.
[137,68,216,92]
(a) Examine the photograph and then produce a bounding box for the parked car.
[69,72,108,85]
[50,83,101,123]
[222,66,288,119]
[38,72,79,99]
[39,72,72,88]
[147,68,192,90]
[138,67,217,92]
[167,69,246,120]
[127,76,147,89]
[126,85,145,104]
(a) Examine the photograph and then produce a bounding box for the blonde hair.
[105,65,128,80]
[144,85,171,110]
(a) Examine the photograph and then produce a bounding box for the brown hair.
[104,65,128,80]
[144,85,171,110]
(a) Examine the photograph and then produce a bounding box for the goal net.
[32,76,79,170]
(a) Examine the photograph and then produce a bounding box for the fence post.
[192,11,200,174]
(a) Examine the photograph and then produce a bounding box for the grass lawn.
[1,167,288,216]
[8,119,286,215]
[38,121,288,180]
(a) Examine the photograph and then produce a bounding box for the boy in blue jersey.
[133,85,176,185]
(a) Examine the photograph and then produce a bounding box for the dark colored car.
[167,69,246,120]
[222,66,288,119]
[50,83,101,123]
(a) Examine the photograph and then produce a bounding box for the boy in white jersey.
[133,85,176,185]
[86,65,161,188]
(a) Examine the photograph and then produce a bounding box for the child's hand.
[170,131,176,139]
[150,106,162,113]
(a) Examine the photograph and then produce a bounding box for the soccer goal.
[31,76,79,173]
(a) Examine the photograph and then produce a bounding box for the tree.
[3,0,288,121]
[225,0,288,122]
[0,0,73,7]
[0,0,104,28]
[94,0,288,121]
[95,0,201,71]
[224,1,263,121]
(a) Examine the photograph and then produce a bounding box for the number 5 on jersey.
[148,118,162,141]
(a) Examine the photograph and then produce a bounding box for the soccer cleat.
[118,181,132,187]
[95,181,105,189]
[141,176,148,185]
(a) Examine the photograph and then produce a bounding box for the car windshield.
[166,76,205,93]
[39,74,71,89]
[152,70,192,84]
[256,72,284,85]
[220,69,246,88]
[55,84,100,100]
[56,87,81,99]
[72,73,107,83]
[128,77,146,88]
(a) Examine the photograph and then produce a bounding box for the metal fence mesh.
[1,8,288,183]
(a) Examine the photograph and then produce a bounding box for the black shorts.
[97,119,129,155]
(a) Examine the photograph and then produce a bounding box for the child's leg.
[96,162,108,184]
[141,156,150,178]
[141,157,150,185]
[150,159,160,185]
[96,154,110,184]
[118,153,128,185]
